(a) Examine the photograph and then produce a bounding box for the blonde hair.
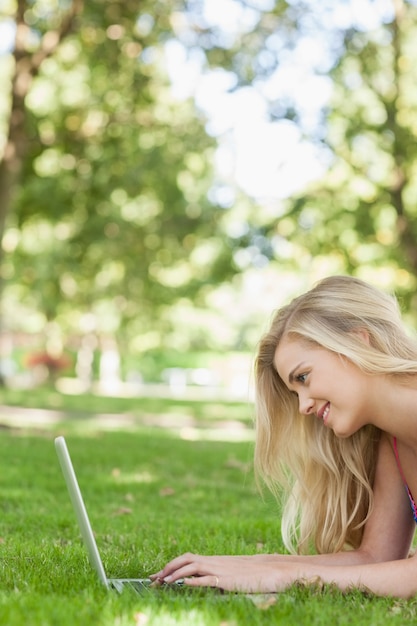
[254,275,417,554]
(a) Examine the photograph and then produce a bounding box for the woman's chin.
[329,420,359,439]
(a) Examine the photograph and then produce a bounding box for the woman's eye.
[296,373,308,384]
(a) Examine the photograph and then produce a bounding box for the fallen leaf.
[113,507,133,516]
[247,594,277,610]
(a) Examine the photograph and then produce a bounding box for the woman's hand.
[150,552,293,593]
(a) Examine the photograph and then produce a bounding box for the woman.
[150,275,417,597]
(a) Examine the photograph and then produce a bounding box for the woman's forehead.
[274,336,305,372]
[274,336,323,376]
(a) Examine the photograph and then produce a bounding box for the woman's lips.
[318,402,330,425]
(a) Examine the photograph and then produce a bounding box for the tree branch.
[29,0,84,77]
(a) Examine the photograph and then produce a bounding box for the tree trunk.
[0,0,84,263]
[0,0,83,386]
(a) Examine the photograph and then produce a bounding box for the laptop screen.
[55,436,109,587]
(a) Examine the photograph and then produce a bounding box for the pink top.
[393,437,417,523]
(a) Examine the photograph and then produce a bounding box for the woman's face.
[274,335,373,438]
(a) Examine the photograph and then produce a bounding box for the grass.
[0,389,417,624]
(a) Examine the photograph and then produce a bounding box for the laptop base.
[109,578,152,593]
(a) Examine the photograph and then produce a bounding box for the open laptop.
[54,436,183,593]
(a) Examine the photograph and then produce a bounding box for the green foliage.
[260,2,417,316]
[17,65,219,303]
[4,0,417,352]
[1,0,245,344]
[125,348,220,382]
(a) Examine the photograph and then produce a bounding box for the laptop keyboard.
[109,578,184,593]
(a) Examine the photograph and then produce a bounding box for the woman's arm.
[152,551,417,597]
[150,434,417,596]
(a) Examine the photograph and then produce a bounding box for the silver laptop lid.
[55,436,109,587]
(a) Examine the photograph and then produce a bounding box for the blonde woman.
[151,276,417,597]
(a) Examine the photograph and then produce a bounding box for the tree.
[7,0,417,363]
[1,1,245,351]
[258,2,417,304]
[2,0,316,356]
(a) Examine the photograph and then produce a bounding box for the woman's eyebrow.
[288,362,306,384]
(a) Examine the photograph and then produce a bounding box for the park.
[2,0,417,624]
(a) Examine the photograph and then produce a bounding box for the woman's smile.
[318,402,330,425]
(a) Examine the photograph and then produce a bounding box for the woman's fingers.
[183,574,222,589]
[150,553,209,581]
[149,553,283,592]
[162,558,217,583]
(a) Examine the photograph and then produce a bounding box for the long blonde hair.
[254,275,417,554]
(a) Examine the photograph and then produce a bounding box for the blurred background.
[0,0,416,400]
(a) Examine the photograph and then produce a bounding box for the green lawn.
[0,391,416,625]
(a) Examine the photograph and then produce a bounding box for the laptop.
[54,436,183,593]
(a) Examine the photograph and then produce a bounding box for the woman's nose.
[298,394,315,415]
